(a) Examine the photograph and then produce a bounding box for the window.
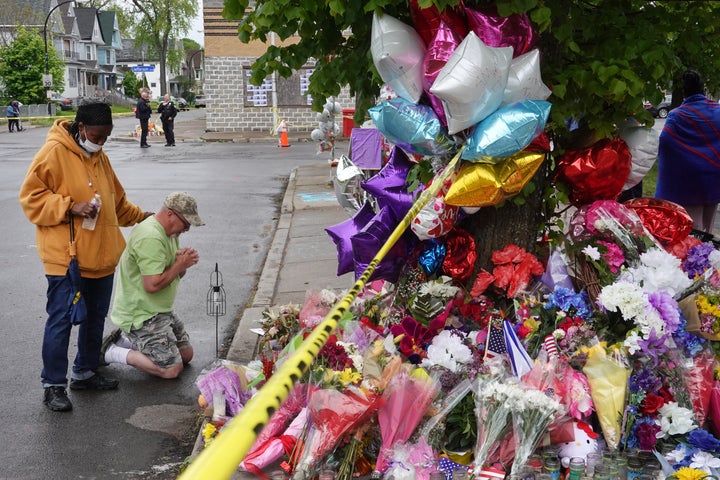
[85,45,92,60]
[69,68,77,87]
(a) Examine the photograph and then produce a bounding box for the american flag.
[485,325,507,358]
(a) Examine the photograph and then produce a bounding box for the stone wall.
[204,56,355,134]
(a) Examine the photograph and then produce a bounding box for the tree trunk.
[458,161,548,281]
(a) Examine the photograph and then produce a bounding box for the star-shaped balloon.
[445,151,545,207]
[503,49,552,105]
[333,155,365,215]
[371,12,427,103]
[462,100,552,161]
[465,5,538,57]
[368,97,456,156]
[325,202,377,276]
[351,207,411,283]
[362,146,425,220]
[430,31,513,135]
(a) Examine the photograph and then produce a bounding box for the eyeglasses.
[169,208,191,230]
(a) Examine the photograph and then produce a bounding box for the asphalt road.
[0,109,329,479]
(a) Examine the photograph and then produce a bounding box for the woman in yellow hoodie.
[19,102,151,412]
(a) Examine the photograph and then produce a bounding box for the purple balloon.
[362,147,425,220]
[351,206,409,283]
[325,201,376,276]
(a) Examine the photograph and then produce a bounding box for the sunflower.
[672,467,714,480]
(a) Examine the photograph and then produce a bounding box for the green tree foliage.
[223,0,720,146]
[121,69,140,97]
[121,0,199,95]
[0,26,65,104]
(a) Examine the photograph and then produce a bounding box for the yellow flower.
[672,467,710,480]
[523,317,540,332]
[202,422,217,444]
[338,368,362,386]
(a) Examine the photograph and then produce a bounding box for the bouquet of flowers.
[292,386,380,479]
[508,385,564,475]
[471,376,518,475]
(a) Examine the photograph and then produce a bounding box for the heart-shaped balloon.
[325,201,377,276]
[624,197,693,246]
[371,12,427,103]
[617,119,659,190]
[430,31,513,134]
[368,97,456,156]
[556,137,632,206]
[445,151,545,207]
[461,99,551,161]
[410,0,468,46]
[503,49,552,105]
[465,5,538,57]
[411,169,459,240]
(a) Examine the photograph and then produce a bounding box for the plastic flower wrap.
[382,438,437,480]
[471,376,518,474]
[508,384,564,475]
[292,386,380,479]
[680,347,715,427]
[375,369,440,475]
[582,343,630,450]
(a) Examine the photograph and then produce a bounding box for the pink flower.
[598,241,625,273]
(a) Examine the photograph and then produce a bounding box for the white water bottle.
[82,194,101,230]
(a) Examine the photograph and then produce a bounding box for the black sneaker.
[70,374,119,391]
[99,328,122,366]
[141,144,151,148]
[44,386,72,412]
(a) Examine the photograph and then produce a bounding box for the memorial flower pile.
[191,4,720,480]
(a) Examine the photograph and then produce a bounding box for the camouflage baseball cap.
[163,192,205,226]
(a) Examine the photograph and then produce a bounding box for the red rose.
[640,393,665,414]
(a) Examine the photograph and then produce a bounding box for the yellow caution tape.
[179,147,464,480]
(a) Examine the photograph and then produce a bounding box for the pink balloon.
[410,0,468,46]
[465,5,538,57]
[423,20,461,125]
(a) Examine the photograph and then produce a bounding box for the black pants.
[139,118,149,146]
[162,119,175,145]
[8,118,19,132]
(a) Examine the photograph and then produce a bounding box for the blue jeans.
[42,274,114,386]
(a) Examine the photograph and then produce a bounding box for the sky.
[187,9,204,46]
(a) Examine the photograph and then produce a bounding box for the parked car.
[645,94,673,118]
[194,95,206,108]
[51,93,74,111]
[172,96,189,111]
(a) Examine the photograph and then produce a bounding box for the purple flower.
[687,429,720,453]
[637,329,670,366]
[684,242,715,278]
[648,291,681,333]
[629,366,662,393]
[633,417,661,450]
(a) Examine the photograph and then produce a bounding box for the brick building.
[202,0,353,134]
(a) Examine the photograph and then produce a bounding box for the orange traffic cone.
[277,119,291,147]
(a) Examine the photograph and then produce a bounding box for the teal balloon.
[369,97,457,156]
[461,99,551,162]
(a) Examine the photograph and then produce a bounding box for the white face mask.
[79,127,103,153]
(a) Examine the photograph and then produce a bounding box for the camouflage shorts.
[126,312,190,368]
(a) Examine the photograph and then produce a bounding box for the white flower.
[582,245,601,261]
[623,330,642,355]
[417,277,460,299]
[619,248,692,296]
[597,282,648,319]
[690,451,720,473]
[665,444,690,463]
[422,330,472,373]
[657,402,697,437]
[709,250,720,270]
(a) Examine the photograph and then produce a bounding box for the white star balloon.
[503,49,552,105]
[371,13,427,104]
[430,31,513,134]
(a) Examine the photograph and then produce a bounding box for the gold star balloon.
[444,151,545,207]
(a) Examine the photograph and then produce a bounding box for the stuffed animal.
[558,419,600,468]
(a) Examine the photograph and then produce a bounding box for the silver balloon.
[618,119,659,190]
[333,155,368,215]
[317,110,332,122]
[311,128,325,141]
[502,49,551,105]
[325,101,343,115]
[430,31,513,135]
[371,12,427,103]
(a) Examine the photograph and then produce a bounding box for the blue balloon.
[461,99,551,162]
[369,97,457,156]
[418,239,447,275]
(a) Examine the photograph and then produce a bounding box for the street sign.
[42,74,53,87]
[132,65,155,73]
